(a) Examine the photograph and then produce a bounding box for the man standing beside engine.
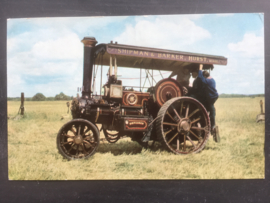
[197,65,219,142]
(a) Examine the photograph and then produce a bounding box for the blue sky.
[7,13,264,97]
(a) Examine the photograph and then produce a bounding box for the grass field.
[7,97,265,180]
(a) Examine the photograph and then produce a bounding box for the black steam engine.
[56,37,227,160]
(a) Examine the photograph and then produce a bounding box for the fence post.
[21,92,24,115]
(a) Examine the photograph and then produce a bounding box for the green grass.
[7,98,265,180]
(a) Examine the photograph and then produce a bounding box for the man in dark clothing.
[197,66,219,136]
[188,69,207,106]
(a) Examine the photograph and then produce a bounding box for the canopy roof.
[94,43,227,71]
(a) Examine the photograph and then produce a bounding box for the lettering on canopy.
[107,47,227,65]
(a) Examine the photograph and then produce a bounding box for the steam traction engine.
[57,37,227,160]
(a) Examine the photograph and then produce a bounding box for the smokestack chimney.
[81,37,97,99]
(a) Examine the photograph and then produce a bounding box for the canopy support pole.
[114,56,118,79]
[140,67,142,92]
[152,69,153,86]
[109,55,113,76]
[146,70,156,84]
[159,70,164,79]
[142,70,149,90]
[100,54,103,96]
[145,70,151,87]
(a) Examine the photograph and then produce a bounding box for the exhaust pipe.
[81,37,97,99]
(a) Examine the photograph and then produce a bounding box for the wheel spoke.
[83,140,93,147]
[84,128,90,134]
[80,125,86,136]
[84,132,93,139]
[189,129,200,140]
[180,101,183,117]
[191,117,201,124]
[185,104,189,118]
[77,125,81,136]
[166,111,177,123]
[190,126,204,131]
[62,141,73,145]
[171,105,181,121]
[63,133,73,138]
[188,109,200,119]
[68,143,75,152]
[167,132,179,144]
[186,135,196,148]
[81,143,87,154]
[85,135,95,143]
[164,129,173,136]
[70,127,76,135]
[163,122,178,127]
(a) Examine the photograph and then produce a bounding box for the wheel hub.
[178,119,191,132]
[74,135,83,144]
[166,92,172,100]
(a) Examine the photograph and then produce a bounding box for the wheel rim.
[57,119,99,159]
[156,97,210,154]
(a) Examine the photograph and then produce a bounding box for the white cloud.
[221,32,265,94]
[7,74,24,87]
[31,33,82,60]
[7,32,34,54]
[7,20,87,97]
[238,82,250,87]
[8,15,212,96]
[8,50,82,75]
[7,15,265,96]
[114,16,211,50]
[228,33,264,57]
[211,53,264,94]
[7,58,83,97]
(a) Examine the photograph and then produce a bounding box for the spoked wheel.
[156,97,210,154]
[102,126,121,143]
[57,119,100,160]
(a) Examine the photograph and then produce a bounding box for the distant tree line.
[8,92,264,101]
[219,93,265,98]
[8,92,73,101]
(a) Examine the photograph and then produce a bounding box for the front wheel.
[57,119,100,160]
[156,97,210,154]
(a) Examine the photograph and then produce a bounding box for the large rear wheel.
[156,97,210,154]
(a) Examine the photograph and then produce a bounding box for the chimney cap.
[81,37,98,47]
